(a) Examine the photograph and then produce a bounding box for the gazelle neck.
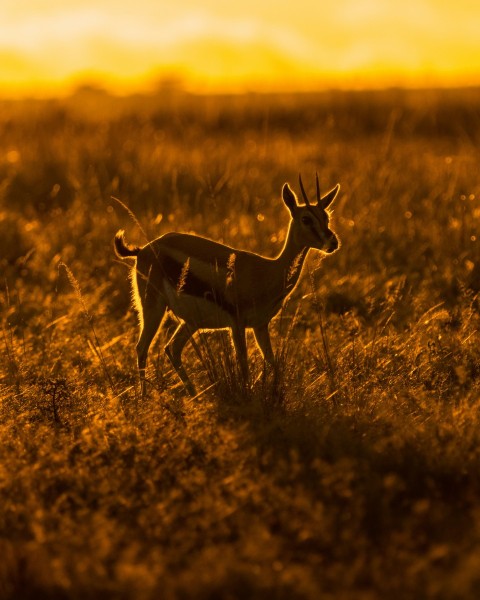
[275,221,309,289]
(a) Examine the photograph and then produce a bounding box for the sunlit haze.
[1,0,479,96]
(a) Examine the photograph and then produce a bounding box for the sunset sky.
[1,0,479,96]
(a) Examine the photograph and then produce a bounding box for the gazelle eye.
[301,215,313,226]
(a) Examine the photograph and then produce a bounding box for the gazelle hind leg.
[165,322,197,396]
[136,297,167,397]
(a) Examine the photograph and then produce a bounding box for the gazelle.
[114,174,341,396]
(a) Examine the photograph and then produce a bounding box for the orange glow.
[1,1,480,96]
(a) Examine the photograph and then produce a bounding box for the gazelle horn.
[298,173,310,206]
[316,172,321,204]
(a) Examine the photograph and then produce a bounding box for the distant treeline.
[1,86,480,140]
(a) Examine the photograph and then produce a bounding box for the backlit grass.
[1,87,480,599]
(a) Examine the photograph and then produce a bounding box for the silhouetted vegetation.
[1,87,480,599]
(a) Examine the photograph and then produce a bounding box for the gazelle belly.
[162,281,234,329]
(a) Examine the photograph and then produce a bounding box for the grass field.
[1,86,480,599]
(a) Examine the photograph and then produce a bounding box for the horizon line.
[2,73,480,101]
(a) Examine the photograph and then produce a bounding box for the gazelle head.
[282,173,340,253]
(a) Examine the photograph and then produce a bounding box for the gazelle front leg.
[253,324,275,366]
[231,324,249,385]
[165,322,197,396]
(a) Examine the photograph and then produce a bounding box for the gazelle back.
[114,174,341,396]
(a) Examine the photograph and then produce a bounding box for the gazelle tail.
[114,230,140,258]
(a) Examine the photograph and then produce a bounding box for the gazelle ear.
[282,183,297,215]
[321,184,340,209]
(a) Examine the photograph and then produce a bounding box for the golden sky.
[1,0,479,96]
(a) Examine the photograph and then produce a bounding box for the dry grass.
[1,86,480,599]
